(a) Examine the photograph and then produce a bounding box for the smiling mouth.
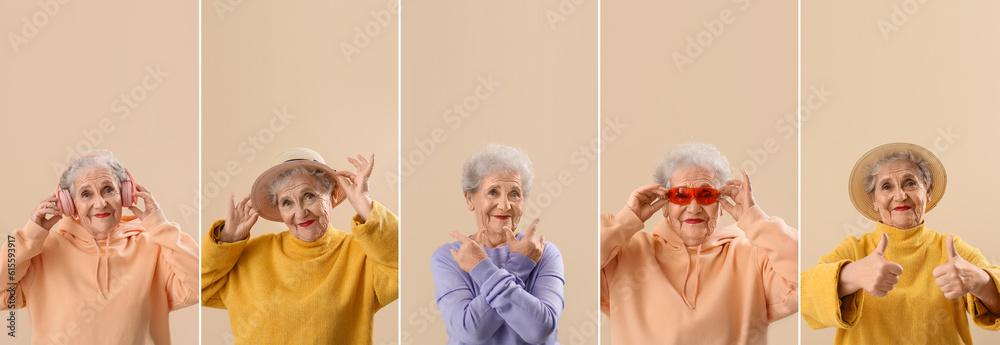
[493,215,511,220]
[298,220,315,227]
[893,206,912,211]
[94,213,111,218]
[684,219,705,224]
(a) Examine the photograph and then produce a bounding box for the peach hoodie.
[5,213,199,344]
[600,205,798,344]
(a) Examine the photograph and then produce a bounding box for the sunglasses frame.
[664,187,721,206]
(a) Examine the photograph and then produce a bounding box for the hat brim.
[848,142,947,222]
[250,160,347,222]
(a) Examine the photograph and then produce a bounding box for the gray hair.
[863,150,933,196]
[267,166,335,207]
[462,143,534,197]
[59,150,128,196]
[653,143,731,188]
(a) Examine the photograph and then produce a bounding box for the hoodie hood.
[651,218,743,310]
[58,215,146,298]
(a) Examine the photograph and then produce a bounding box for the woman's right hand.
[627,184,669,223]
[450,231,488,272]
[31,194,62,231]
[838,232,903,297]
[220,193,258,243]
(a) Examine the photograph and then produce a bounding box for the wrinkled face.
[871,159,931,229]
[662,166,722,247]
[465,172,524,234]
[72,166,123,239]
[276,175,334,242]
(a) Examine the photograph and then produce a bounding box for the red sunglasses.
[665,187,720,205]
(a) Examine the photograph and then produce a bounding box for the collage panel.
[601,0,798,343]
[400,1,598,344]
[1,1,199,344]
[800,2,1000,344]
[200,0,399,344]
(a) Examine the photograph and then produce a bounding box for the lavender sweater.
[431,233,565,344]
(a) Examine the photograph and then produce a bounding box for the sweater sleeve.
[952,235,1000,330]
[801,237,865,330]
[3,221,50,311]
[143,211,200,312]
[738,205,799,323]
[431,244,506,344]
[200,219,250,309]
[469,244,565,344]
[600,207,645,316]
[351,200,399,310]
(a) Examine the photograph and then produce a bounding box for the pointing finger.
[526,218,540,238]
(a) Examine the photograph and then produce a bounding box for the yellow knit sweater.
[201,201,398,345]
[802,222,1000,344]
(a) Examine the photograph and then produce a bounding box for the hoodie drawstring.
[94,236,111,299]
[679,244,702,310]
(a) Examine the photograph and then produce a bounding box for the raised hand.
[507,218,545,263]
[450,231,489,273]
[128,183,164,221]
[627,184,669,223]
[933,235,991,299]
[719,169,757,222]
[220,193,258,243]
[334,153,375,221]
[31,194,62,230]
[839,233,904,297]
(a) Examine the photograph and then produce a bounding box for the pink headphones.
[55,156,138,217]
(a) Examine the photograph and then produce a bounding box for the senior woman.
[4,150,199,344]
[200,147,398,344]
[431,143,565,344]
[600,142,799,344]
[802,142,1000,343]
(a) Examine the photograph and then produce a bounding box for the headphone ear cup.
[57,189,74,217]
[121,180,136,207]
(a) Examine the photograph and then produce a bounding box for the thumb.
[450,249,459,261]
[946,234,958,259]
[504,227,516,243]
[874,232,889,257]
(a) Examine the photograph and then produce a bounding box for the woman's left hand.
[718,169,757,222]
[507,218,545,263]
[128,183,165,221]
[934,235,992,299]
[334,153,375,222]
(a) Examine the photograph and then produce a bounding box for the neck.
[474,229,509,249]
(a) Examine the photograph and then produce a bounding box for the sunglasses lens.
[695,188,720,205]
[666,188,692,205]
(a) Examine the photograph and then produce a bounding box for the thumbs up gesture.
[933,235,991,299]
[839,233,904,297]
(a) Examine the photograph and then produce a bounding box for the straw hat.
[848,142,946,222]
[250,148,347,222]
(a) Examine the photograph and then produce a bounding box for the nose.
[295,204,309,219]
[497,197,511,211]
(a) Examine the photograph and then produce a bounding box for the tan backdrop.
[601,0,799,343]
[801,2,1000,344]
[400,1,598,344]
[0,1,199,344]
[200,0,399,344]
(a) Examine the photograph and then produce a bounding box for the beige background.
[601,0,798,343]
[0,1,199,344]
[801,2,1000,344]
[200,0,399,344]
[400,1,598,344]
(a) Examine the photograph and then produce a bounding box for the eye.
[282,200,292,207]
[104,187,114,194]
[881,183,890,190]
[906,180,917,187]
[510,191,521,198]
[81,191,90,198]
[488,189,498,196]
[305,193,314,200]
